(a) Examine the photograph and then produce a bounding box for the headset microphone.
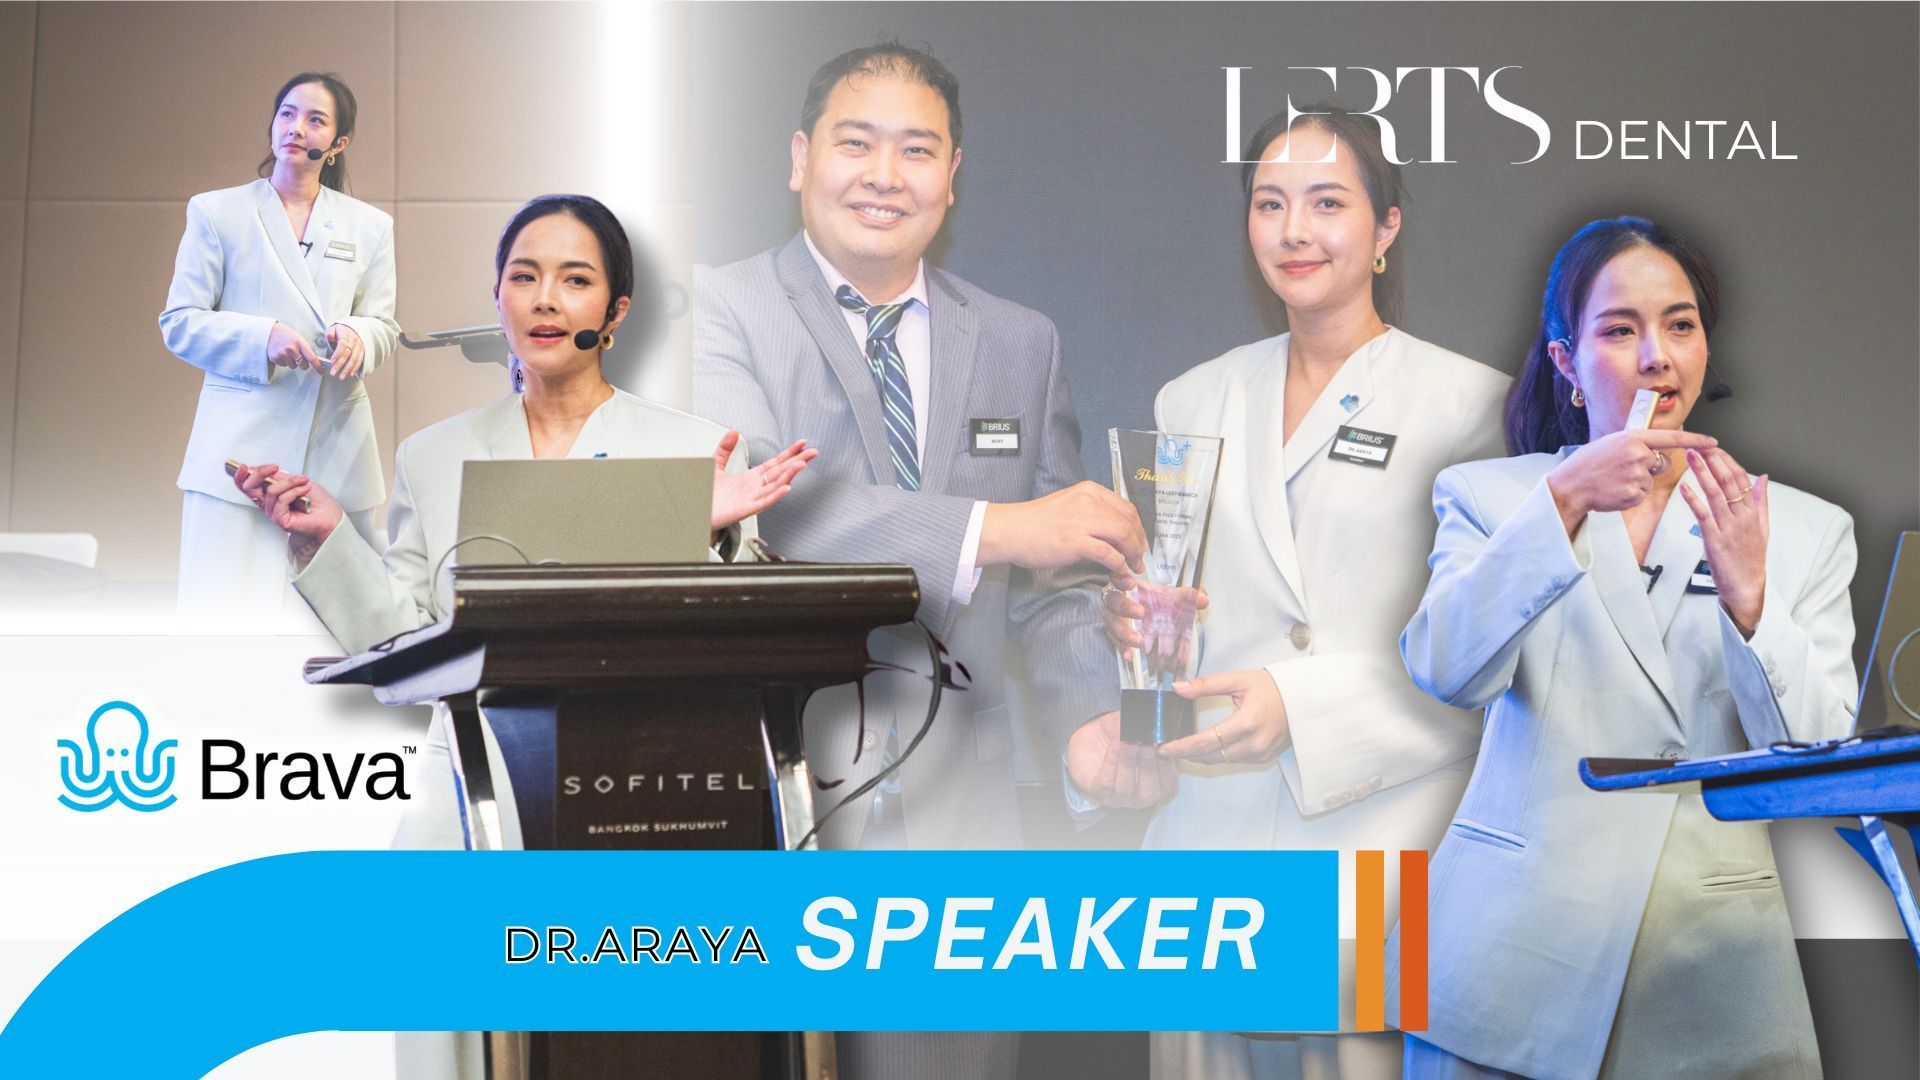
[306,140,340,162]
[1704,360,1734,402]
[572,328,602,350]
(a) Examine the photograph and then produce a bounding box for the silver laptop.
[454,458,713,568]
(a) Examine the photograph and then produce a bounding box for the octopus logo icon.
[57,701,179,813]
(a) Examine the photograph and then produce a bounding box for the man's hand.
[979,481,1147,576]
[1066,711,1178,809]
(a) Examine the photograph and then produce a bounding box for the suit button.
[1659,745,1684,761]
[1289,623,1312,649]
[862,730,877,750]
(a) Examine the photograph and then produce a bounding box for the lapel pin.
[1340,393,1359,413]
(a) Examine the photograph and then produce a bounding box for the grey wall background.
[678,1,1920,674]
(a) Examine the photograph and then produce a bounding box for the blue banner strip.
[0,850,1337,1075]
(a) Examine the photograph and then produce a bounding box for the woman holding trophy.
[1105,107,1510,1079]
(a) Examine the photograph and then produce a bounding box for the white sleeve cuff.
[951,499,989,605]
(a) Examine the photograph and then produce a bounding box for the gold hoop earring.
[600,331,615,350]
[1372,254,1387,274]
[1570,387,1585,408]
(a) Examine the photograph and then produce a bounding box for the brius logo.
[57,701,178,812]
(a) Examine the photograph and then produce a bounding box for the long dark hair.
[1504,216,1720,455]
[256,72,358,193]
[1239,104,1406,322]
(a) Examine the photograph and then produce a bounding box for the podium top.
[305,562,920,704]
[1582,726,1920,790]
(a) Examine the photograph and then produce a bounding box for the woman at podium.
[1396,216,1859,1078]
[231,194,813,1080]
[230,192,813,838]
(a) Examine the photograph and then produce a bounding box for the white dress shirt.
[805,232,987,604]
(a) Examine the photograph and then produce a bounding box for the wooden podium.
[308,562,921,1080]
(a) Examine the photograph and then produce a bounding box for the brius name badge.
[324,240,357,261]
[971,418,1020,456]
[1328,425,1396,469]
[1686,559,1717,594]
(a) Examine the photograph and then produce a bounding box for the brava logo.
[56,701,410,810]
[57,701,179,812]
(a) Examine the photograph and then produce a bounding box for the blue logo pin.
[57,701,178,812]
[1340,393,1359,413]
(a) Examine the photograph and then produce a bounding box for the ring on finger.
[1727,490,1749,505]
[1648,452,1668,476]
[1214,728,1230,763]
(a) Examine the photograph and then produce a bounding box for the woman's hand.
[324,323,364,379]
[709,432,817,531]
[1546,428,1718,537]
[266,322,324,372]
[1157,668,1289,766]
[1102,572,1208,667]
[1679,447,1769,636]
[232,462,343,564]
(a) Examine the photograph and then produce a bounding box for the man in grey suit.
[692,42,1170,1079]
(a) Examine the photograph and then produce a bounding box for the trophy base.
[1121,687,1196,745]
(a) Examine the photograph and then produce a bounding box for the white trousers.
[176,491,375,633]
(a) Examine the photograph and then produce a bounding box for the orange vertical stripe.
[1355,850,1385,1031]
[1399,849,1430,1032]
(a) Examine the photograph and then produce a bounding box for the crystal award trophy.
[1108,429,1222,744]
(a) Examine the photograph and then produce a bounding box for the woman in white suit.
[1393,217,1857,1079]
[1107,109,1511,1079]
[237,194,812,1080]
[160,72,397,629]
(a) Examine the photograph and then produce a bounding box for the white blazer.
[1142,329,1510,1025]
[291,388,748,655]
[160,179,398,512]
[1388,451,1858,1079]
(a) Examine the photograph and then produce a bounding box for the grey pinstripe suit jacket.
[692,233,1117,849]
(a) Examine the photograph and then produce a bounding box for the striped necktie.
[835,284,921,491]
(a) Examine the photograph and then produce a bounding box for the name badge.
[971,418,1020,456]
[324,240,357,262]
[1686,559,1717,594]
[1327,425,1396,469]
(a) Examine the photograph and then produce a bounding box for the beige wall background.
[0,2,684,582]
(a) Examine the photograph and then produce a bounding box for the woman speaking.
[235,194,812,1078]
[235,193,811,831]
[1396,217,1858,1078]
[160,71,396,629]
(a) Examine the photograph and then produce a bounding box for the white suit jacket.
[1388,451,1858,1079]
[160,179,398,512]
[292,389,745,655]
[1140,329,1509,1027]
